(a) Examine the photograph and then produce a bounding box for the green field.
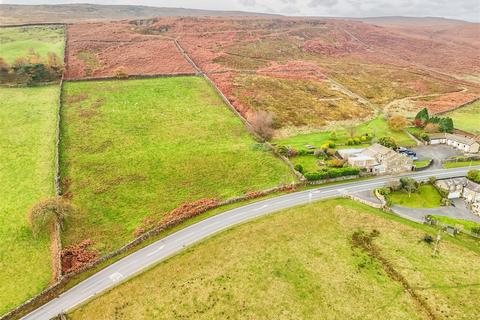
[0,26,64,64]
[68,199,480,319]
[414,159,431,168]
[388,184,442,208]
[0,86,58,315]
[443,100,480,135]
[60,77,295,254]
[274,115,415,150]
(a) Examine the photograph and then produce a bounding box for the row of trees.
[414,108,454,133]
[0,49,63,86]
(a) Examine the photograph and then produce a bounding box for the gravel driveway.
[391,199,480,223]
[412,145,463,169]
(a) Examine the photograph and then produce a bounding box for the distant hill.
[0,3,279,25]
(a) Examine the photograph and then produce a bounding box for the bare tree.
[248,110,275,141]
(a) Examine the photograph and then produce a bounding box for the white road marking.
[253,204,269,211]
[109,272,123,282]
[146,245,165,257]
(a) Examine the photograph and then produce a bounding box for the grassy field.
[274,115,415,150]
[388,184,442,208]
[0,26,64,64]
[443,161,480,169]
[443,100,480,135]
[0,86,58,315]
[68,199,480,319]
[60,77,295,254]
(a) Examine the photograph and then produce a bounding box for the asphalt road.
[22,166,480,320]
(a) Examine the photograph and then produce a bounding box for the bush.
[399,177,418,195]
[294,164,304,174]
[388,115,409,131]
[420,133,430,142]
[377,187,391,196]
[298,149,309,156]
[467,169,480,183]
[353,137,361,145]
[471,227,480,235]
[347,138,354,146]
[360,135,367,142]
[422,234,434,244]
[328,142,336,148]
[329,158,345,168]
[378,136,397,149]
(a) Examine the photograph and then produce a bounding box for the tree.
[248,110,275,141]
[388,115,409,131]
[330,130,337,141]
[28,197,74,237]
[378,136,397,149]
[415,108,429,125]
[400,177,418,197]
[424,123,440,133]
[439,117,454,133]
[346,124,356,138]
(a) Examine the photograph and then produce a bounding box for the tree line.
[0,49,63,86]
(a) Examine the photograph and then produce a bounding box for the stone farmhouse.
[436,177,480,216]
[338,143,413,174]
[429,133,480,153]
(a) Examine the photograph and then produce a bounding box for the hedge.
[304,167,360,181]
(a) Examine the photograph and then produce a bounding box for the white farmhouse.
[429,133,480,153]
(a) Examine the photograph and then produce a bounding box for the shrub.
[353,137,361,145]
[424,123,440,133]
[294,164,304,174]
[115,67,129,79]
[377,187,391,196]
[326,148,336,156]
[467,169,480,183]
[329,158,345,168]
[288,148,298,158]
[328,142,336,148]
[347,138,354,145]
[471,226,480,236]
[420,133,430,142]
[276,145,289,157]
[320,143,330,150]
[313,149,324,158]
[378,136,397,149]
[298,149,309,156]
[422,234,434,244]
[360,135,367,142]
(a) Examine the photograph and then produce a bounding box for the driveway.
[411,145,463,169]
[391,199,480,223]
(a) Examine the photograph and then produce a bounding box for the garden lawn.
[414,159,431,168]
[388,184,442,208]
[0,86,58,315]
[0,26,64,64]
[443,100,480,135]
[60,77,295,254]
[443,161,480,169]
[69,199,480,320]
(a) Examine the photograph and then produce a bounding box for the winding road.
[22,166,480,320]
